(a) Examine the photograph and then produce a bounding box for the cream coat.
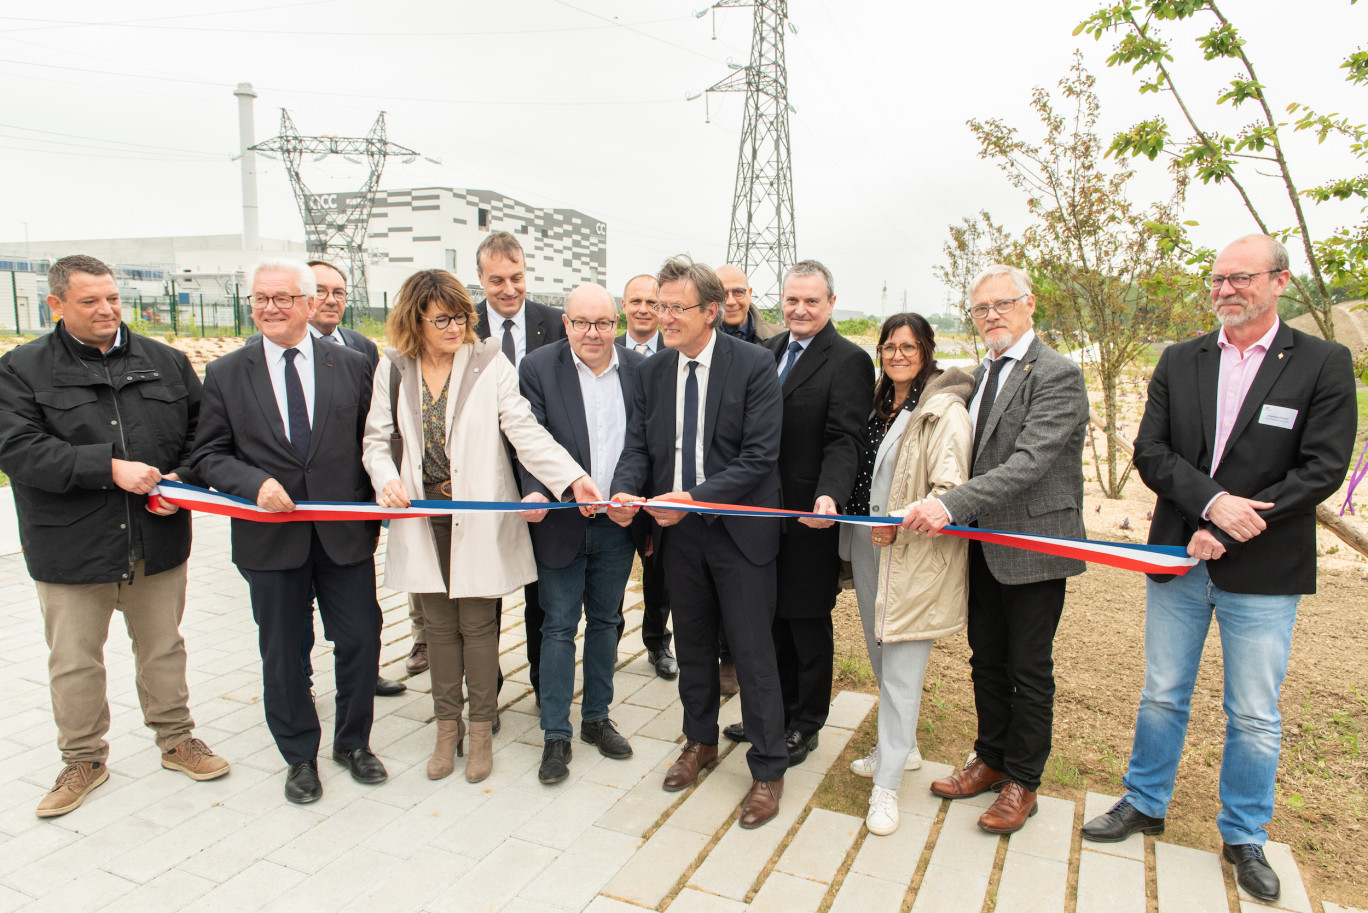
[361,339,585,599]
[872,368,975,643]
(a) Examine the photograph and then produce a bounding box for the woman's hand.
[519,491,550,523]
[570,475,604,518]
[871,525,898,548]
[379,479,411,509]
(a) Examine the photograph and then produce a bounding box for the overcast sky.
[2,0,1362,316]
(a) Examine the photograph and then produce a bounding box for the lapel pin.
[1023,364,1032,373]
[1277,353,1284,359]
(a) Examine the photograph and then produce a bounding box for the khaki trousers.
[37,561,194,764]
[416,515,500,723]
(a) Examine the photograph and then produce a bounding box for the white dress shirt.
[776,332,816,377]
[492,302,527,364]
[260,335,316,428]
[967,328,1035,437]
[672,330,717,492]
[571,347,627,495]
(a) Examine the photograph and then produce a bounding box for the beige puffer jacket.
[872,367,975,643]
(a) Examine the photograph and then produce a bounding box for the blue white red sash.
[151,480,1196,576]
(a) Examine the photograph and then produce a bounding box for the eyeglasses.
[316,288,347,302]
[877,343,921,361]
[724,287,749,300]
[248,294,308,310]
[568,318,617,333]
[421,313,469,330]
[968,294,1027,320]
[649,301,708,318]
[1205,270,1278,290]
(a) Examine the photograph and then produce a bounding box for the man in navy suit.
[1081,236,1357,902]
[614,274,676,681]
[519,283,646,783]
[471,231,566,707]
[192,258,386,805]
[608,256,788,829]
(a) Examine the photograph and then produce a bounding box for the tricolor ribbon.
[151,480,1196,576]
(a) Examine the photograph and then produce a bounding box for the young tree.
[969,55,1201,499]
[933,211,1016,359]
[1076,0,1368,340]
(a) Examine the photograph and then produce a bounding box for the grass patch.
[833,649,876,691]
[0,468,7,486]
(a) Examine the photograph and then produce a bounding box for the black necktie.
[777,340,803,385]
[283,347,311,460]
[682,360,699,489]
[972,356,1010,464]
[501,318,516,365]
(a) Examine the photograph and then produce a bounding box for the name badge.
[1259,404,1298,430]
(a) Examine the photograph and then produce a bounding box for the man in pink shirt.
[1080,236,1357,903]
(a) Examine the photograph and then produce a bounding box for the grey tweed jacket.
[936,334,1091,585]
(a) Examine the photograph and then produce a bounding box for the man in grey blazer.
[902,263,1090,834]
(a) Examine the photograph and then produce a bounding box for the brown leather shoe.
[663,740,718,792]
[738,778,783,829]
[929,756,1008,799]
[405,642,429,675]
[718,661,739,696]
[978,782,1038,834]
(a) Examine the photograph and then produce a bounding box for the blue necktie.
[777,340,803,385]
[283,347,311,460]
[682,360,698,490]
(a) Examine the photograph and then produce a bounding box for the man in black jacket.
[306,260,379,371]
[0,255,230,819]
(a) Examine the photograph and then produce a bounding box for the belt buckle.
[440,480,453,498]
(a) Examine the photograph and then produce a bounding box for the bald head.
[716,264,753,329]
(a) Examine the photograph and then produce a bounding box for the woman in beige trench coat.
[361,270,599,784]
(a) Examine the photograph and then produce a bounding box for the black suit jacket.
[518,340,648,568]
[616,331,663,355]
[1134,322,1357,594]
[611,330,784,566]
[476,298,566,355]
[336,326,379,373]
[764,322,875,616]
[191,336,380,571]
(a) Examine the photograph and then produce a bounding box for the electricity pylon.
[251,110,417,309]
[705,0,796,312]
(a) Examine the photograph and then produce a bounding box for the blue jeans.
[536,519,636,742]
[1122,561,1299,846]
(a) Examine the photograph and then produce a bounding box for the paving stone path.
[0,509,1360,913]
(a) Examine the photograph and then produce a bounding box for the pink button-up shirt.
[1202,318,1280,521]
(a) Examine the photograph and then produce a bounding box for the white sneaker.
[852,745,923,777]
[850,746,878,778]
[866,785,900,835]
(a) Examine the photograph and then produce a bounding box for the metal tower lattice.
[706,0,796,312]
[251,110,417,309]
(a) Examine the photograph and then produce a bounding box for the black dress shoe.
[375,676,407,697]
[785,729,818,766]
[1222,843,1280,902]
[647,648,679,680]
[722,722,748,743]
[332,747,388,784]
[493,710,502,734]
[1081,798,1165,843]
[538,738,573,784]
[285,760,322,804]
[581,719,633,759]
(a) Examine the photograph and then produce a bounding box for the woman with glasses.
[361,270,601,783]
[840,313,975,836]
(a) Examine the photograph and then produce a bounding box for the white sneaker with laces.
[851,745,923,777]
[866,785,900,835]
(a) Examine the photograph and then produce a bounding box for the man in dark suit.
[1080,236,1357,902]
[519,283,646,783]
[724,261,872,765]
[470,231,567,708]
[302,260,403,698]
[901,263,1090,835]
[614,274,676,681]
[307,260,379,371]
[192,258,386,804]
[608,256,788,829]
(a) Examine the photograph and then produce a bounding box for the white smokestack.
[234,82,260,252]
